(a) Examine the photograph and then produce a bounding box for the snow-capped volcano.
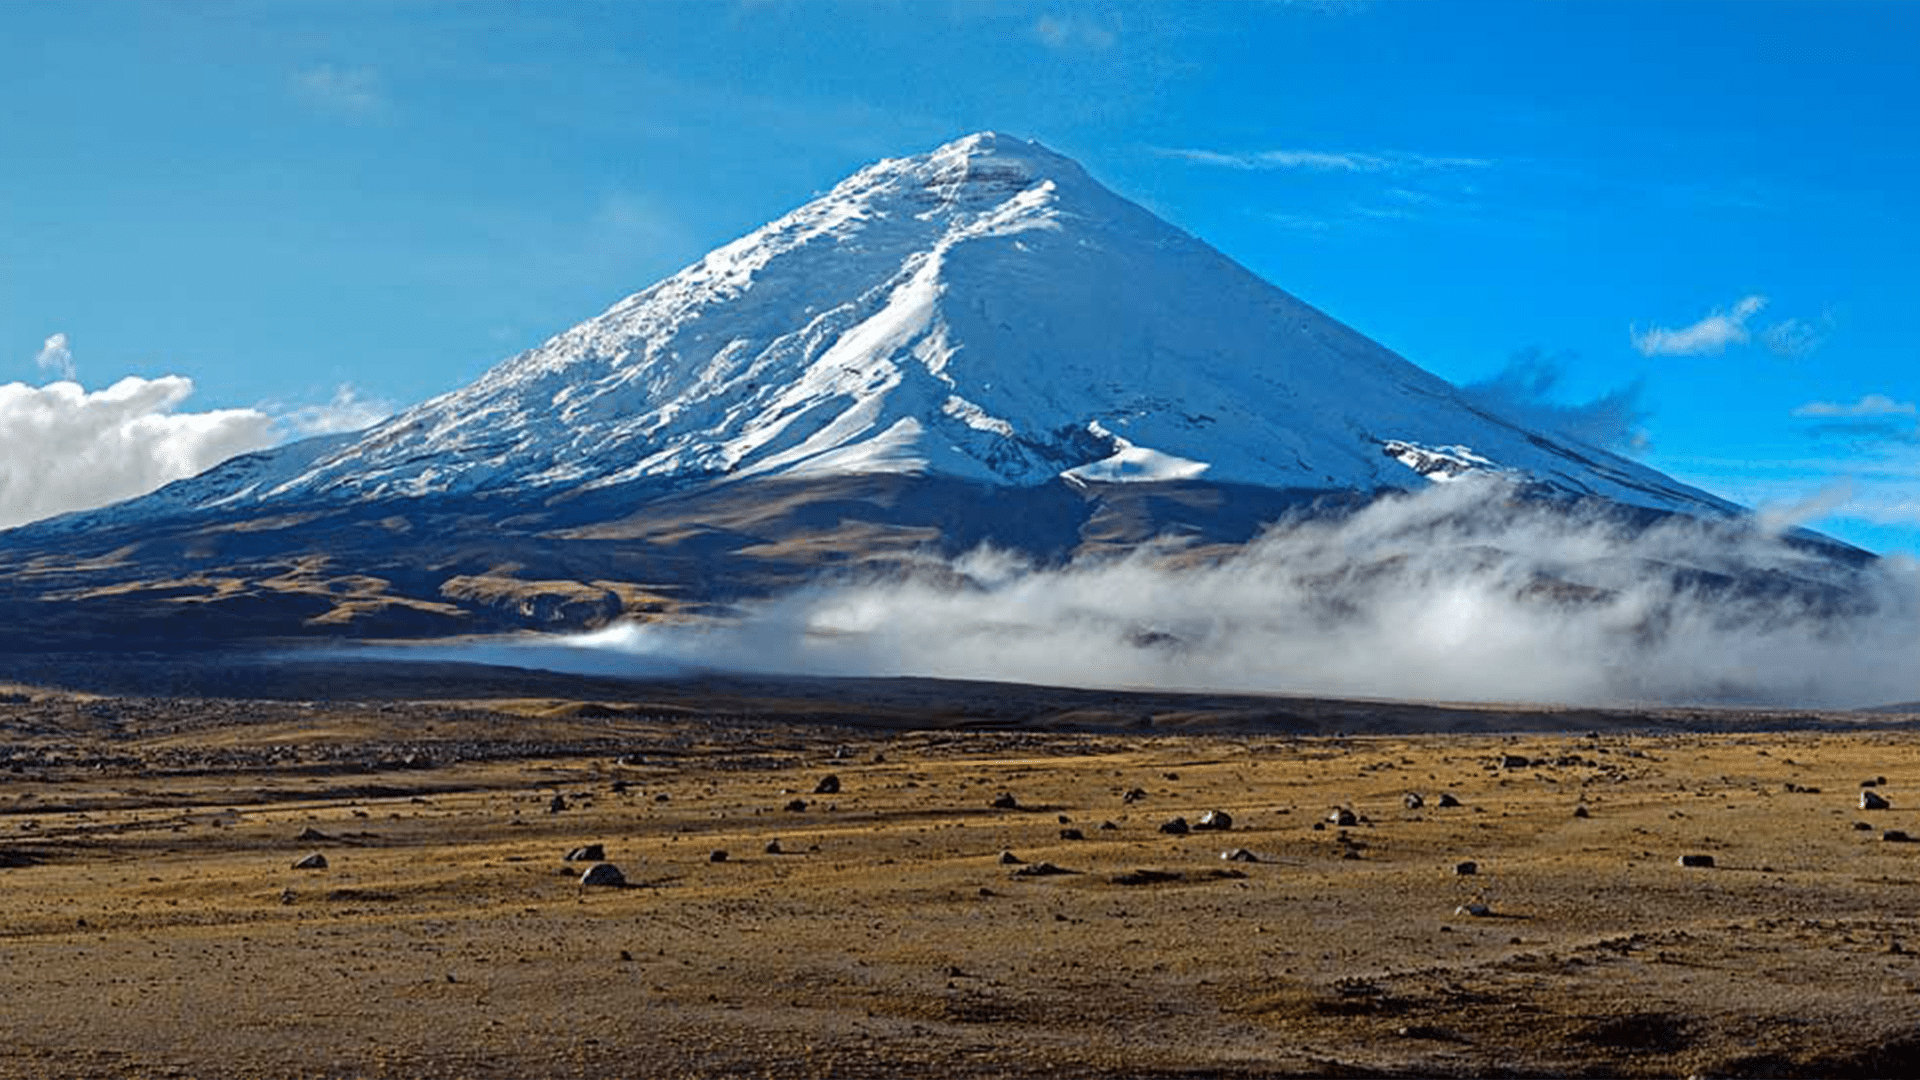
[77,131,1730,523]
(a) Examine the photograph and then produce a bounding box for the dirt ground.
[5,680,1920,1077]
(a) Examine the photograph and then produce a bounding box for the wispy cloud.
[1794,394,1917,419]
[1157,146,1492,172]
[33,333,75,381]
[1763,316,1827,359]
[1464,347,1648,452]
[1631,295,1767,357]
[294,64,387,116]
[278,384,395,437]
[1033,14,1116,50]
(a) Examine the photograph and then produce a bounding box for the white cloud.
[1157,147,1491,172]
[294,64,386,116]
[1034,14,1116,50]
[1763,316,1825,359]
[1793,394,1917,419]
[0,376,277,530]
[559,479,1920,709]
[34,333,75,381]
[279,384,395,437]
[1464,348,1648,452]
[1630,295,1767,357]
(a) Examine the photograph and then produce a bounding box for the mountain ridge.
[18,131,1734,540]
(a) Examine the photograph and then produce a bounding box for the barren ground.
[4,667,1920,1077]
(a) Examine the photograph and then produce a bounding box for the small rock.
[294,826,333,842]
[547,794,568,814]
[1098,820,1119,831]
[1221,848,1259,863]
[1855,821,1874,831]
[1677,853,1716,868]
[1122,788,1148,804]
[1454,860,1478,876]
[1573,805,1591,819]
[1403,792,1425,810]
[764,839,783,855]
[813,774,841,795]
[579,863,627,888]
[565,844,606,863]
[609,780,629,794]
[1456,903,1492,917]
[998,850,1024,865]
[1059,828,1085,841]
[1194,809,1233,831]
[784,798,810,813]
[1158,817,1190,836]
[1057,814,1072,824]
[1436,793,1462,808]
[709,850,729,863]
[291,853,328,870]
[1885,830,1912,843]
[990,792,1020,810]
[1011,861,1074,878]
[1862,790,1891,811]
[1327,808,1357,827]
[1501,754,1532,769]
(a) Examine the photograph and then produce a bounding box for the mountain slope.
[4,132,1847,651]
[32,132,1731,536]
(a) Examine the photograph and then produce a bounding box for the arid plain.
[5,663,1920,1078]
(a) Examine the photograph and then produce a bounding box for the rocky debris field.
[4,686,1920,1077]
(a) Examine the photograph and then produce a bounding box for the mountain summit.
[4,133,1798,647]
[65,132,1727,526]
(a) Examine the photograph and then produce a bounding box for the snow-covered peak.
[29,132,1742,534]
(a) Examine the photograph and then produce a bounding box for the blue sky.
[5,0,1919,551]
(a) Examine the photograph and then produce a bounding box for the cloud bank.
[1631,295,1767,357]
[558,481,1920,710]
[0,376,279,530]
[1464,348,1648,452]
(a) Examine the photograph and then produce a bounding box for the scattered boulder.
[1454,861,1479,876]
[565,844,606,863]
[1862,790,1891,811]
[1886,830,1913,844]
[1113,868,1185,886]
[291,853,328,870]
[784,798,810,812]
[1455,903,1492,917]
[579,863,627,888]
[294,826,334,842]
[764,839,784,855]
[813,774,841,795]
[1099,821,1119,831]
[709,850,729,863]
[1855,821,1874,831]
[1327,808,1358,827]
[1677,854,1716,868]
[1194,809,1233,832]
[1011,861,1074,878]
[547,795,568,814]
[1436,793,1462,808]
[0,850,39,869]
[1059,828,1085,841]
[998,850,1024,865]
[1501,754,1533,769]
[1403,792,1425,810]
[616,754,647,766]
[1122,788,1148,804]
[1221,848,1259,863]
[1158,817,1191,836]
[1573,805,1591,819]
[990,792,1020,810]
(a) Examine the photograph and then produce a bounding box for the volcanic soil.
[5,672,1920,1077]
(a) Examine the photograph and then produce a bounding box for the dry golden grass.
[5,691,1920,1077]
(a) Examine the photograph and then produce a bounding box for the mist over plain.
[519,480,1917,711]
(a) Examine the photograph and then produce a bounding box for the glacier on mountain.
[24,132,1738,534]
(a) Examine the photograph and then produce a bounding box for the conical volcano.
[1,133,1797,647]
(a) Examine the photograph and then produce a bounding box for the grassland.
[4,675,1920,1077]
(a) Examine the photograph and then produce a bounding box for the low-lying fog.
[481,481,1920,709]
